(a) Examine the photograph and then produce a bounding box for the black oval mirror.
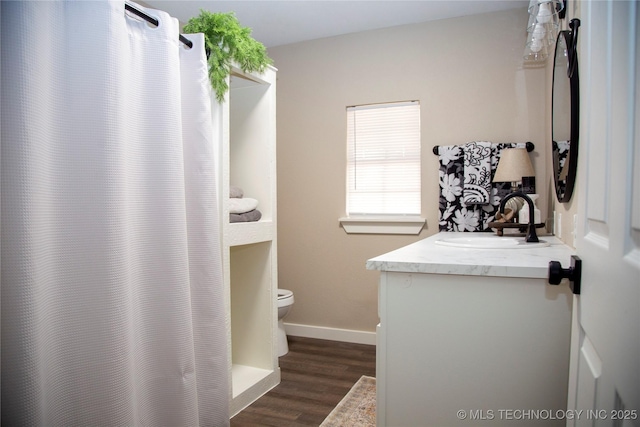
[552,19,580,203]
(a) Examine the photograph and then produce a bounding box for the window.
[346,101,421,216]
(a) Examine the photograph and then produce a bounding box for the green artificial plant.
[183,11,273,102]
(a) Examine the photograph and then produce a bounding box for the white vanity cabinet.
[213,64,279,416]
[367,232,574,427]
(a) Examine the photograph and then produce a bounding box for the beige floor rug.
[320,376,376,427]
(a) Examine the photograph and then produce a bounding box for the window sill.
[339,216,425,235]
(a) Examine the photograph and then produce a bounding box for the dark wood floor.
[230,336,376,427]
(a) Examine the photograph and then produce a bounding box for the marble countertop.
[366,232,576,279]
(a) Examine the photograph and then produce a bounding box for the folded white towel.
[229,197,258,214]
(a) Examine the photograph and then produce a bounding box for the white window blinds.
[346,101,421,215]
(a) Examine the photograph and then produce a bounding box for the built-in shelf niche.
[221,65,279,417]
[229,241,275,412]
[230,241,273,369]
[229,71,274,223]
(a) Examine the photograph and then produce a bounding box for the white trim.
[339,216,425,235]
[284,322,377,346]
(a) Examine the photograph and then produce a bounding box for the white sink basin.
[435,237,550,249]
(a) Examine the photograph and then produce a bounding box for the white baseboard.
[283,322,376,346]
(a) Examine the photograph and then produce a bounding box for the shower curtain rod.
[125,2,193,49]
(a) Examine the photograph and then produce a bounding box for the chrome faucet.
[498,191,539,243]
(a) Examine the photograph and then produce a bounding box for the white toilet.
[277,289,294,357]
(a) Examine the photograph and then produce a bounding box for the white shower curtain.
[1,1,229,425]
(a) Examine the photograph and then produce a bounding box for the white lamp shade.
[493,148,535,183]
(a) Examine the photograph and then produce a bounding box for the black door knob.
[548,255,582,295]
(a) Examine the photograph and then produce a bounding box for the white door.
[567,1,639,426]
